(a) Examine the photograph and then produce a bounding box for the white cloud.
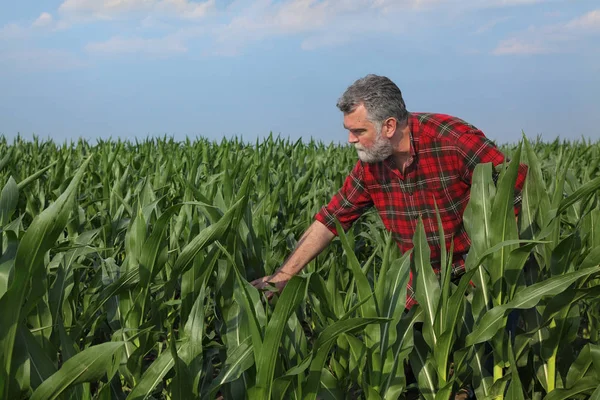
[492,38,552,55]
[85,35,187,56]
[213,0,410,53]
[372,0,548,12]
[0,0,578,60]
[0,23,26,40]
[58,0,215,21]
[0,12,61,40]
[493,8,600,55]
[33,12,54,28]
[475,16,512,34]
[564,9,600,32]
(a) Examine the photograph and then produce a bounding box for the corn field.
[0,133,599,400]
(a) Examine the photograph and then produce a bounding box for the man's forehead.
[343,110,370,129]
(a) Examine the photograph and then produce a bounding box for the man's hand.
[250,221,335,300]
[251,272,291,300]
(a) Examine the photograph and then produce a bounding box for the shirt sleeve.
[315,161,373,235]
[454,129,528,214]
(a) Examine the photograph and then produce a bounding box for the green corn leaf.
[334,219,379,324]
[412,217,440,350]
[125,206,146,270]
[488,143,522,305]
[56,322,86,400]
[591,344,600,376]
[375,233,396,316]
[17,161,58,190]
[73,268,140,339]
[172,181,249,276]
[169,329,193,400]
[566,344,593,388]
[434,268,478,385]
[181,282,206,395]
[539,285,600,334]
[466,266,600,346]
[0,156,91,399]
[507,338,525,400]
[202,337,254,399]
[436,381,454,400]
[226,246,265,368]
[255,275,308,399]
[303,317,390,400]
[30,341,124,400]
[138,204,182,323]
[10,325,30,396]
[308,272,337,322]
[520,134,551,239]
[127,341,190,400]
[485,373,511,399]
[463,162,495,316]
[542,377,600,400]
[0,148,12,172]
[505,242,538,301]
[409,330,437,400]
[0,176,18,226]
[379,252,411,357]
[0,229,18,300]
[590,385,600,400]
[317,368,344,400]
[557,175,600,215]
[381,307,422,399]
[463,162,495,256]
[435,201,451,336]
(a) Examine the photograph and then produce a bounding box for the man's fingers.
[249,276,288,302]
[250,276,269,288]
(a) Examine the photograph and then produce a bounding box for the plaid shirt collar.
[382,113,420,177]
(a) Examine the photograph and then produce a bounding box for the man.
[251,74,527,310]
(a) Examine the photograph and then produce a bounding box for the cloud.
[372,0,548,12]
[85,35,188,56]
[0,23,26,40]
[475,16,512,34]
[492,38,552,55]
[58,0,216,21]
[213,0,412,53]
[564,9,600,32]
[493,8,600,55]
[1,0,575,60]
[212,0,564,53]
[33,12,54,28]
[0,12,61,40]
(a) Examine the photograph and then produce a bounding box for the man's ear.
[383,117,397,138]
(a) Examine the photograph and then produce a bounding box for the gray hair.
[336,74,408,131]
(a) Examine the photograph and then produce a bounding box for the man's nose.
[348,132,358,144]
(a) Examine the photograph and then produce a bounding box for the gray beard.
[354,132,393,163]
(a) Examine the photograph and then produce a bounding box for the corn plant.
[0,133,599,399]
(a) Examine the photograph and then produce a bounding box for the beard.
[354,130,393,163]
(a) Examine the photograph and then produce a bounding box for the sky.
[0,0,599,145]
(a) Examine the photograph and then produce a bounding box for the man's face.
[343,104,393,163]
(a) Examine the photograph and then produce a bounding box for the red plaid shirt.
[315,113,528,309]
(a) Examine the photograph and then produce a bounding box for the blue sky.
[0,0,599,145]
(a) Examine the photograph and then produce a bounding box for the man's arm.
[252,160,372,295]
[251,220,335,292]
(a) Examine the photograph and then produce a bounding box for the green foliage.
[0,134,599,399]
